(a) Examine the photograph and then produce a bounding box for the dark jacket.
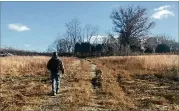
[47,57,64,74]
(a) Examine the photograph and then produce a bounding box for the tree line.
[47,19,99,54]
[1,5,178,57]
[0,48,52,56]
[47,5,179,57]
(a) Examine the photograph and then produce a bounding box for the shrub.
[155,44,170,53]
[144,47,153,53]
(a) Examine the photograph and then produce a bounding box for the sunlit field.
[90,55,179,110]
[0,55,179,111]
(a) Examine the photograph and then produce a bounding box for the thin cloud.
[8,24,30,32]
[24,44,30,47]
[153,5,171,11]
[151,5,175,19]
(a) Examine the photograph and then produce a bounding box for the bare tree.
[154,34,173,44]
[56,38,68,53]
[47,38,59,52]
[101,33,120,55]
[108,33,121,55]
[84,24,99,42]
[92,35,99,45]
[154,34,179,52]
[65,19,82,52]
[110,5,155,55]
[47,18,100,54]
[62,33,73,53]
[144,37,158,52]
[47,36,71,53]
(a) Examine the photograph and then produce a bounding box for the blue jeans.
[51,72,60,93]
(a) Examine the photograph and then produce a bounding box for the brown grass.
[90,55,179,110]
[94,63,136,110]
[93,55,179,78]
[0,56,78,75]
[0,56,48,75]
[0,55,179,111]
[0,56,80,111]
[60,59,93,108]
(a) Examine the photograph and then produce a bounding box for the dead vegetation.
[0,55,179,111]
[90,55,179,110]
[0,56,81,111]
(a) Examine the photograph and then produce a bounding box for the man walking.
[47,52,64,96]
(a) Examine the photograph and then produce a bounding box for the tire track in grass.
[81,59,111,111]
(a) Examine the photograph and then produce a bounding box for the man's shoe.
[52,92,56,96]
[56,90,59,94]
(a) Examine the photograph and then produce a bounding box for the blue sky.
[1,2,178,52]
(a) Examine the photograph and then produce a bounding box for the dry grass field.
[89,55,179,110]
[0,55,179,111]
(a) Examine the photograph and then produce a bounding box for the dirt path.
[40,59,82,111]
[85,58,179,111]
[40,59,108,111]
[82,59,112,111]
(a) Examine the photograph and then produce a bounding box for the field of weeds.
[89,55,179,110]
[0,55,179,111]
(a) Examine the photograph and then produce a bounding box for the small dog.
[91,69,102,89]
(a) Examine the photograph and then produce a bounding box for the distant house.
[0,52,13,57]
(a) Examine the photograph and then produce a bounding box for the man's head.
[52,52,58,58]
